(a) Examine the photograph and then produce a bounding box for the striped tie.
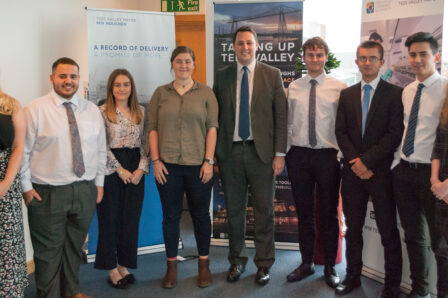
[309,79,317,147]
[402,83,425,157]
[63,102,85,177]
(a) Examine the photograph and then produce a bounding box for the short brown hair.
[52,57,79,73]
[170,46,196,64]
[357,40,384,60]
[302,37,329,55]
[233,26,258,44]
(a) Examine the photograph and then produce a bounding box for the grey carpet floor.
[24,211,404,298]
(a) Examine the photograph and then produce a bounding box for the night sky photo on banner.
[214,1,303,88]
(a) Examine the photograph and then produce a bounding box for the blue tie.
[402,83,425,157]
[239,66,250,141]
[362,84,372,137]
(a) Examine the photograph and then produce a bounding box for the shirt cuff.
[21,180,33,193]
[275,152,286,157]
[95,175,105,187]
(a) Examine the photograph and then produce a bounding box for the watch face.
[206,159,215,165]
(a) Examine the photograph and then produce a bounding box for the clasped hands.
[117,167,144,185]
[349,157,373,180]
[431,178,448,204]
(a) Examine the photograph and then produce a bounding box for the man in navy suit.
[335,40,404,297]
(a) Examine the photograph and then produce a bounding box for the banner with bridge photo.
[360,0,444,294]
[212,1,302,248]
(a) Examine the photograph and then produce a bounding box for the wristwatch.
[204,158,215,165]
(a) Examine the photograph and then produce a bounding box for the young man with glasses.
[335,40,404,298]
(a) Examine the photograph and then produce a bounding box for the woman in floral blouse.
[94,69,149,289]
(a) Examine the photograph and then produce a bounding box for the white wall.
[0,0,165,262]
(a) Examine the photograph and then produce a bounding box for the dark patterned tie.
[309,79,318,147]
[63,102,85,177]
[402,83,425,157]
[239,66,250,141]
[362,84,372,137]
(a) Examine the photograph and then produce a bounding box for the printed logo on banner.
[366,2,375,14]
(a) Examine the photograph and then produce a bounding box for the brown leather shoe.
[66,294,92,298]
[162,260,178,289]
[198,258,212,288]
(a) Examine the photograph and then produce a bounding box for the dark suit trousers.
[286,146,340,266]
[341,164,402,285]
[219,141,275,268]
[29,180,97,298]
[95,148,145,270]
[393,162,448,297]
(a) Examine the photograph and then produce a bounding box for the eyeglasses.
[358,56,380,63]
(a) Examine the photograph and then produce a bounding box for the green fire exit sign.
[161,0,199,12]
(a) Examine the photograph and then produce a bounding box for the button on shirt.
[147,81,219,165]
[233,59,256,141]
[287,73,347,150]
[21,91,107,192]
[392,71,448,168]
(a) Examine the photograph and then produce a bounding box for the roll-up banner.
[212,1,303,249]
[86,8,176,258]
[360,0,444,293]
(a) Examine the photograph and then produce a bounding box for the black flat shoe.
[124,274,136,284]
[335,274,361,295]
[255,267,270,286]
[226,264,245,282]
[107,277,129,289]
[324,266,340,288]
[287,263,315,282]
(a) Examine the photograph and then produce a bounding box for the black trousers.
[286,146,340,266]
[94,148,145,270]
[341,164,402,285]
[156,163,213,258]
[394,161,448,297]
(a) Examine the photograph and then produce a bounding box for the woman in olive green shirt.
[148,46,218,289]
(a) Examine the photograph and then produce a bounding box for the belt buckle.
[409,162,418,169]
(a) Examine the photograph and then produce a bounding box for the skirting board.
[362,266,411,294]
[87,241,183,263]
[211,238,300,250]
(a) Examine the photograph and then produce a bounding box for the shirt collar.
[51,90,80,108]
[237,59,256,74]
[419,71,440,88]
[361,74,381,91]
[305,72,325,85]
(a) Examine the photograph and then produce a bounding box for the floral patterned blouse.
[99,105,149,175]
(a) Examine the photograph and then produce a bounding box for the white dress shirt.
[361,74,381,111]
[233,59,256,142]
[287,72,347,150]
[392,71,447,168]
[21,90,108,192]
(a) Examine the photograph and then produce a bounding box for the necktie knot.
[417,83,425,91]
[364,84,372,92]
[310,79,317,86]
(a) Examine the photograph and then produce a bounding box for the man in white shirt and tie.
[285,37,347,288]
[21,57,107,298]
[392,32,448,298]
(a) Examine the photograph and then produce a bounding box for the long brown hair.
[104,69,142,124]
[440,83,448,128]
[0,90,15,115]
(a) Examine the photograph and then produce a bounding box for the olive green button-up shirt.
[147,81,219,166]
